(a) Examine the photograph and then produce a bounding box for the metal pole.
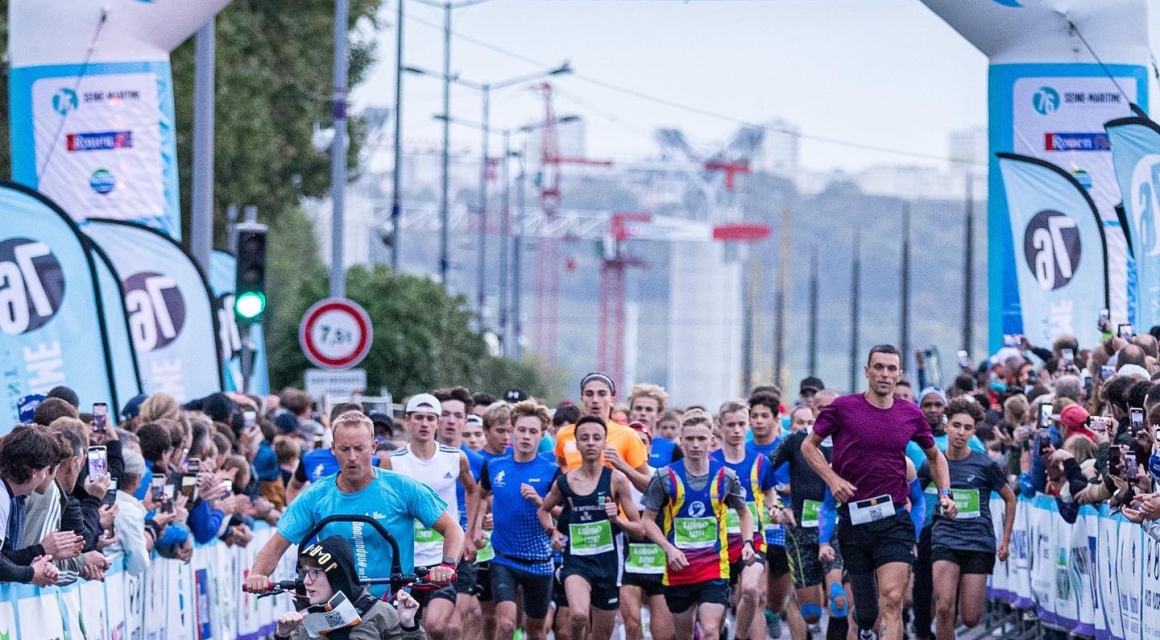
[900,201,911,378]
[190,19,216,271]
[849,229,861,394]
[438,2,452,289]
[808,248,818,376]
[390,0,404,272]
[498,130,512,357]
[514,145,527,359]
[476,85,490,327]
[329,0,350,298]
[963,172,974,355]
[774,203,790,390]
[742,254,758,396]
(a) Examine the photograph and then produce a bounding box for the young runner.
[630,384,679,468]
[480,402,513,461]
[931,398,1015,640]
[620,423,677,640]
[538,416,644,640]
[711,401,775,640]
[641,409,755,640]
[475,401,560,640]
[555,373,651,490]
[747,392,796,639]
[383,393,480,640]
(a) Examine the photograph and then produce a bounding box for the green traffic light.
[235,292,266,319]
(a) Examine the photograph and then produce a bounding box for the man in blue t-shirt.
[245,411,464,598]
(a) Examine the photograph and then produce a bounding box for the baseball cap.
[120,393,148,420]
[629,421,651,439]
[800,376,824,394]
[1059,404,1090,433]
[122,448,146,476]
[367,411,394,431]
[405,393,442,415]
[17,394,44,424]
[467,415,483,428]
[504,388,529,403]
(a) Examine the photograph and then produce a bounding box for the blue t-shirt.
[747,439,790,545]
[301,449,381,482]
[278,468,447,596]
[480,455,559,575]
[650,437,677,468]
[458,446,485,530]
[479,449,507,462]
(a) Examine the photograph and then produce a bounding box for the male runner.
[801,345,955,640]
[621,423,677,640]
[711,401,775,640]
[555,373,651,490]
[539,416,643,640]
[748,392,795,639]
[480,402,513,461]
[630,384,679,468]
[641,409,755,640]
[384,393,480,640]
[475,400,559,640]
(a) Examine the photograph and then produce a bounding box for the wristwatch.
[938,488,952,498]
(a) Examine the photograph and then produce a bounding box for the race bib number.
[475,532,494,563]
[674,517,718,549]
[801,500,822,529]
[569,520,614,556]
[725,502,759,534]
[951,488,980,519]
[849,495,895,526]
[625,543,666,574]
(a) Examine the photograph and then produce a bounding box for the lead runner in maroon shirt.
[800,344,956,640]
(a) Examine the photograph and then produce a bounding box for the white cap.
[1117,364,1151,381]
[405,393,442,415]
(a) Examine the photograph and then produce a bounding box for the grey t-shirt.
[932,450,1007,553]
[641,466,747,514]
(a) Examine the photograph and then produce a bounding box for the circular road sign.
[298,297,374,370]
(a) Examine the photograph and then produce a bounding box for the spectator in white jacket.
[107,449,175,576]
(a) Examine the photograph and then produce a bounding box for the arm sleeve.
[2,544,46,565]
[156,521,190,547]
[189,500,226,544]
[771,438,790,469]
[812,404,841,440]
[1061,459,1088,498]
[916,367,927,392]
[479,461,491,492]
[819,488,838,545]
[1018,470,1038,498]
[908,478,926,538]
[759,457,777,492]
[1030,346,1053,362]
[723,473,747,511]
[0,552,34,583]
[640,471,669,513]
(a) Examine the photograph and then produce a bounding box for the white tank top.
[390,444,462,566]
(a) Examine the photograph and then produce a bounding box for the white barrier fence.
[0,523,296,640]
[989,495,1160,640]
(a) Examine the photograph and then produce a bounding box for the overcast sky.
[351,0,1160,174]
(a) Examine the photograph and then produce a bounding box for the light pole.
[330,0,350,298]
[390,0,404,272]
[405,62,571,328]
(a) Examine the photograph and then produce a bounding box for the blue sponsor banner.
[84,219,223,403]
[85,239,143,413]
[0,183,119,431]
[209,251,269,396]
[1106,117,1160,334]
[997,153,1110,349]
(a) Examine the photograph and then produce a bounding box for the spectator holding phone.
[0,426,63,586]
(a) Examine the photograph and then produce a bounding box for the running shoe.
[858,630,878,640]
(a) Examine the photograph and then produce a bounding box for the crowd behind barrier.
[0,523,295,640]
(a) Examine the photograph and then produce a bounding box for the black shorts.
[489,561,555,619]
[931,547,996,575]
[454,559,477,595]
[475,563,493,601]
[785,526,844,589]
[413,565,457,612]
[553,566,568,609]
[837,509,916,575]
[766,544,789,578]
[622,572,666,598]
[664,579,731,614]
[729,551,767,586]
[560,566,621,611]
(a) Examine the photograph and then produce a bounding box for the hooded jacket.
[279,536,427,640]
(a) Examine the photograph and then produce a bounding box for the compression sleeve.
[819,487,838,545]
[908,478,926,538]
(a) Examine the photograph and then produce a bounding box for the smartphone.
[217,480,233,496]
[1099,308,1111,333]
[1109,445,1123,475]
[162,484,176,513]
[1101,365,1116,381]
[1062,349,1074,366]
[1037,427,1052,455]
[150,476,165,503]
[957,350,970,369]
[87,446,108,478]
[243,410,257,430]
[1131,408,1145,435]
[185,458,200,475]
[92,402,108,433]
[1038,403,1054,429]
[180,474,198,502]
[1125,451,1139,480]
[1119,323,1134,341]
[102,478,119,507]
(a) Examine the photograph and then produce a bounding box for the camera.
[1119,323,1135,341]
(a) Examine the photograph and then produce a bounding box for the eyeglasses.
[302,568,326,581]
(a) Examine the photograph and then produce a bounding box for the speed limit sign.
[298,297,373,370]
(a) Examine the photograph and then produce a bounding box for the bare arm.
[380,456,393,470]
[243,532,292,591]
[999,485,1017,549]
[612,472,644,538]
[641,509,672,551]
[432,511,465,562]
[458,453,479,552]
[802,433,855,502]
[923,445,956,517]
[538,482,563,535]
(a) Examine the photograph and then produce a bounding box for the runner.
[245,411,464,598]
[770,404,849,640]
[555,373,651,491]
[801,345,955,640]
[641,409,755,640]
[480,402,513,461]
[620,422,677,640]
[930,398,1015,640]
[711,401,775,640]
[630,384,680,468]
[474,400,560,640]
[383,393,480,640]
[538,415,643,640]
[747,392,795,639]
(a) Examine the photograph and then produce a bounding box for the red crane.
[598,213,649,384]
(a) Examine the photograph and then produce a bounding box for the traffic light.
[234,223,268,324]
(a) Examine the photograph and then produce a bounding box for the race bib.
[475,532,494,563]
[801,500,822,529]
[950,488,980,519]
[674,517,718,549]
[569,520,614,556]
[849,495,895,526]
[302,593,361,638]
[725,502,759,534]
[625,543,666,575]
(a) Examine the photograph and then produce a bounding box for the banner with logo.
[8,0,232,237]
[1106,117,1160,333]
[0,183,120,431]
[210,250,270,396]
[85,238,144,410]
[84,219,223,402]
[997,153,1110,349]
